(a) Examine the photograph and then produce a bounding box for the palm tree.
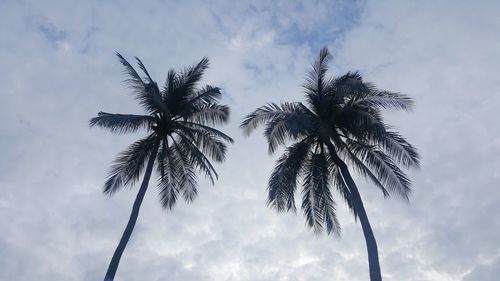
[240,47,419,281]
[90,53,233,281]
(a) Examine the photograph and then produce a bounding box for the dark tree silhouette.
[240,48,419,281]
[90,53,232,281]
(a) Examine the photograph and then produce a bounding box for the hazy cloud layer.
[1,0,499,280]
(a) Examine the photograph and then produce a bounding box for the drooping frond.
[103,135,158,195]
[268,138,312,212]
[241,103,287,135]
[263,103,314,154]
[175,125,228,163]
[156,140,199,209]
[336,139,390,198]
[240,102,313,139]
[315,151,341,235]
[186,103,230,126]
[89,112,155,134]
[345,139,412,199]
[301,152,340,235]
[369,129,420,169]
[169,141,198,202]
[156,142,178,210]
[301,175,322,234]
[342,122,419,171]
[181,122,234,144]
[173,131,218,184]
[157,175,179,210]
[330,164,357,218]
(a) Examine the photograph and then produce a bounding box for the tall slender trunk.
[103,144,159,281]
[326,142,382,281]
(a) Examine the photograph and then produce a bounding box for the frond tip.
[89,112,154,134]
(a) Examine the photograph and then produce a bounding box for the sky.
[1,0,500,280]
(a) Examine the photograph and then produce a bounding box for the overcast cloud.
[1,0,500,280]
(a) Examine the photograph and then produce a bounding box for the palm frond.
[156,142,179,210]
[346,140,412,199]
[336,139,390,197]
[186,103,230,126]
[301,171,323,234]
[314,151,341,235]
[115,52,144,88]
[157,173,179,210]
[331,71,369,97]
[115,52,168,115]
[135,57,154,84]
[268,138,312,212]
[175,125,228,163]
[162,69,177,101]
[241,102,311,136]
[184,85,222,107]
[174,130,218,184]
[179,57,210,93]
[164,57,210,110]
[303,47,332,96]
[103,135,158,195]
[371,129,420,169]
[169,139,198,202]
[89,112,155,134]
[353,91,414,111]
[301,151,341,235]
[181,122,234,143]
[262,103,314,154]
[240,103,283,135]
[338,105,385,133]
[156,139,199,209]
[330,164,358,218]
[343,123,419,170]
[301,151,340,235]
[336,71,363,83]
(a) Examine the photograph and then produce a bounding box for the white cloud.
[1,0,499,280]
[463,255,500,281]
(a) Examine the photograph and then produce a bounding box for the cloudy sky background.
[1,0,500,280]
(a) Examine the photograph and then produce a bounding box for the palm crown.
[241,48,419,235]
[91,53,233,209]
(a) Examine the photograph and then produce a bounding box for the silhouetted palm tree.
[241,48,419,281]
[90,53,232,281]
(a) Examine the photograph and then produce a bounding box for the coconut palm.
[240,47,419,281]
[90,53,233,281]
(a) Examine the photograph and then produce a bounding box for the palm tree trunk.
[103,145,158,281]
[326,142,382,281]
